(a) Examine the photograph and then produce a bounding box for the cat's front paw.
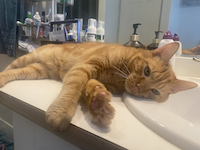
[89,87,115,126]
[45,106,73,131]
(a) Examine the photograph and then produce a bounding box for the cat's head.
[125,42,197,102]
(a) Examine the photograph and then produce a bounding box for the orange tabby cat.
[0,42,197,131]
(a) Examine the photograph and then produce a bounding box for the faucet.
[193,57,200,62]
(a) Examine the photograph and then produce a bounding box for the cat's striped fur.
[0,42,197,130]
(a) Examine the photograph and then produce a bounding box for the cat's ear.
[170,79,198,94]
[152,42,179,64]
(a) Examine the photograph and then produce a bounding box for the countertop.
[0,79,180,150]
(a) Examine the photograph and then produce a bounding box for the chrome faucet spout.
[193,57,200,62]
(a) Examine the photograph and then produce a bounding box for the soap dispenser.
[147,31,163,50]
[124,23,145,49]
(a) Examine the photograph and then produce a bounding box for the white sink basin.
[123,77,200,150]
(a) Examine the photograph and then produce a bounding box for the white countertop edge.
[0,79,180,150]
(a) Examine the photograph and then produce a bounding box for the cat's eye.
[144,66,150,77]
[151,89,160,95]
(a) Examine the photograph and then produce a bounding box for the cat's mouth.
[125,81,145,97]
[125,75,144,95]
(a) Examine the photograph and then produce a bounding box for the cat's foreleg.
[0,63,49,87]
[45,65,96,131]
[82,79,115,127]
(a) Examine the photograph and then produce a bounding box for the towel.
[0,0,25,57]
[0,132,14,150]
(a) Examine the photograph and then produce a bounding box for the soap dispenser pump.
[147,31,163,50]
[124,23,145,49]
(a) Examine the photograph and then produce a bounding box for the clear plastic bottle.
[96,21,105,43]
[87,18,97,42]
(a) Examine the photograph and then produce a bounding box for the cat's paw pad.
[45,108,72,131]
[90,90,115,127]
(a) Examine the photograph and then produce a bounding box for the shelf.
[27,0,53,2]
[17,23,50,27]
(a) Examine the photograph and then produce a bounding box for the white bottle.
[33,12,41,38]
[173,33,182,56]
[96,21,105,43]
[24,11,33,36]
[158,31,174,48]
[158,31,175,70]
[87,18,97,42]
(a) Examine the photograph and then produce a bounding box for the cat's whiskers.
[111,65,128,79]
[122,61,131,75]
[112,71,127,79]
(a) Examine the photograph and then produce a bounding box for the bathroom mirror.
[104,0,200,56]
[25,0,200,56]
[57,0,99,26]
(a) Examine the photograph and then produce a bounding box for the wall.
[118,0,160,45]
[104,0,121,43]
[169,0,200,49]
[160,0,173,37]
[98,0,106,22]
[179,6,200,49]
[168,0,181,38]
[117,0,172,46]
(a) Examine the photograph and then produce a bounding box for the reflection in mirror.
[107,0,200,56]
[169,0,200,56]
[28,0,200,56]
[57,0,99,26]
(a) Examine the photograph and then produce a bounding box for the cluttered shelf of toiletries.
[17,15,105,53]
[17,19,82,43]
[27,0,53,2]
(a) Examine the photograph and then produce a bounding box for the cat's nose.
[135,84,142,92]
